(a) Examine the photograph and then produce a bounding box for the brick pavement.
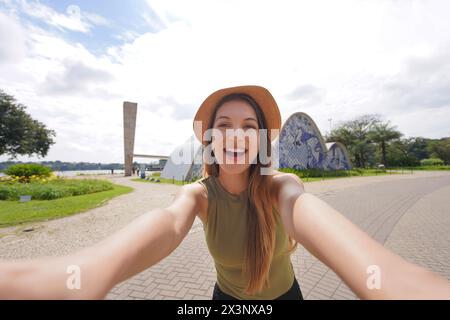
[106,172,450,300]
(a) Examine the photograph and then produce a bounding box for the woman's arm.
[275,173,450,299]
[0,184,201,299]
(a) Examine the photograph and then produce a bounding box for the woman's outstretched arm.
[0,184,201,300]
[275,173,450,299]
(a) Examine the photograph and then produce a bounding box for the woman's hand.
[0,183,202,299]
[274,172,450,299]
[0,244,122,299]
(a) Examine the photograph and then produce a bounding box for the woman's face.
[211,99,260,175]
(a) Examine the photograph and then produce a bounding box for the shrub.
[420,158,444,166]
[0,188,9,200]
[5,164,52,182]
[279,167,352,178]
[0,178,114,201]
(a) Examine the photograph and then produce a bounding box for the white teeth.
[225,148,246,153]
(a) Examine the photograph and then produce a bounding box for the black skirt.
[212,276,304,300]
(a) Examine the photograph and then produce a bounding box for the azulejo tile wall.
[277,112,352,170]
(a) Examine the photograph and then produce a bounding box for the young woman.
[0,85,449,300]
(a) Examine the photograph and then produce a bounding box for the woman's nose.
[225,139,247,151]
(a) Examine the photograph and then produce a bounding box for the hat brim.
[193,85,281,145]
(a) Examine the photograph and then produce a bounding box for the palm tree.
[368,122,403,167]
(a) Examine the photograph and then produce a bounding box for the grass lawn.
[132,177,192,186]
[131,168,406,186]
[389,165,450,171]
[297,170,402,182]
[0,183,133,227]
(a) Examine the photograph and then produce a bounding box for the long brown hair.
[202,93,297,295]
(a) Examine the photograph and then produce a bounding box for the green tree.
[0,90,56,159]
[327,114,381,168]
[427,138,450,165]
[406,137,430,161]
[385,139,419,167]
[368,121,403,167]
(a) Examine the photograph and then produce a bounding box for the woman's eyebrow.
[215,116,258,122]
[215,116,230,121]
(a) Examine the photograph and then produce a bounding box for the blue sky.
[1,0,165,55]
[36,0,149,54]
[1,0,450,163]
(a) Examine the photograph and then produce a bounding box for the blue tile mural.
[277,112,351,170]
[324,142,352,170]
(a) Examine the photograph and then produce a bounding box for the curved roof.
[326,141,351,162]
[161,135,202,181]
[281,112,328,153]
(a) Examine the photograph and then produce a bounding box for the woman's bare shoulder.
[271,170,304,189]
[270,170,305,203]
[179,181,208,201]
[179,181,208,222]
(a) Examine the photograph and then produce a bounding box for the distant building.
[275,112,352,170]
[324,142,352,170]
[160,136,203,181]
[147,159,168,171]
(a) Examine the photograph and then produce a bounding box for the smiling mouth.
[223,148,247,161]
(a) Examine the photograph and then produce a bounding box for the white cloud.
[82,11,109,27]
[18,0,109,33]
[114,30,140,42]
[0,11,26,63]
[40,59,115,96]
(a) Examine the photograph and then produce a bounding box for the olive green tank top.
[197,175,295,300]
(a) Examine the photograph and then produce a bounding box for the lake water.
[0,169,164,178]
[55,170,126,177]
[0,170,126,177]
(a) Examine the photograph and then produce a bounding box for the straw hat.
[193,85,281,145]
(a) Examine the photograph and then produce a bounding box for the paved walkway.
[0,171,449,299]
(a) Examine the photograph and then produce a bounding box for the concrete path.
[0,171,449,299]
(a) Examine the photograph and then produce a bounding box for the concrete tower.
[123,101,137,176]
